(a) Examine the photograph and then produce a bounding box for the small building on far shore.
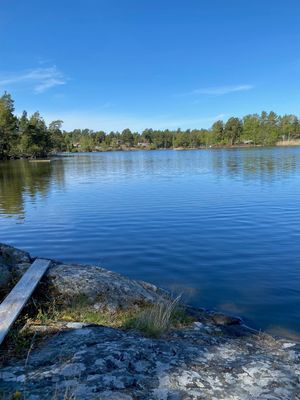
[242,140,254,145]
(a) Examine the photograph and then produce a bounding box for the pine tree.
[0,92,18,159]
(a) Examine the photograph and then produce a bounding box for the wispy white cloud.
[37,110,225,132]
[0,66,67,93]
[194,84,253,95]
[178,84,254,97]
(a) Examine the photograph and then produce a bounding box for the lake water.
[1,148,300,338]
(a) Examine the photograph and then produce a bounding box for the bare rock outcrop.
[0,323,299,399]
[0,243,168,312]
[0,244,299,399]
[46,262,168,312]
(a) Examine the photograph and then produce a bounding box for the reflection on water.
[211,149,298,181]
[1,148,299,218]
[0,160,65,218]
[0,147,300,337]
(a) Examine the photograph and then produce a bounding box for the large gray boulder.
[0,243,169,312]
[45,263,168,312]
[0,243,33,292]
[0,243,31,266]
[0,244,32,294]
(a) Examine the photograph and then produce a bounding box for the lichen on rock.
[0,324,299,399]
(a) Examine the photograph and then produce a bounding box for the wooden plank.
[0,258,51,346]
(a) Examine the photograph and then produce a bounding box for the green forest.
[1,92,300,160]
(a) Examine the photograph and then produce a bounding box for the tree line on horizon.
[1,92,300,160]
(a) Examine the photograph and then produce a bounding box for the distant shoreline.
[1,140,300,162]
[54,140,300,155]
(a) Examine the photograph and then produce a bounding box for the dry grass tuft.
[126,295,183,337]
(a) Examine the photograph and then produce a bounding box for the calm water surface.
[1,148,300,337]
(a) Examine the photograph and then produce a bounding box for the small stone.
[209,312,242,325]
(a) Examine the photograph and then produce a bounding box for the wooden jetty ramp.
[0,258,51,346]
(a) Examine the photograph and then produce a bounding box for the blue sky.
[1,0,300,131]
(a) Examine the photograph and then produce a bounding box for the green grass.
[34,294,138,328]
[33,294,195,338]
[1,294,196,365]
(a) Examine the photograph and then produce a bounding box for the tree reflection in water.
[0,159,65,218]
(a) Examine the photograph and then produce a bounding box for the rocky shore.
[0,243,299,399]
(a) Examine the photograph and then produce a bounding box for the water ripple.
[0,148,300,335]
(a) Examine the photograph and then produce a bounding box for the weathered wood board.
[0,258,51,346]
